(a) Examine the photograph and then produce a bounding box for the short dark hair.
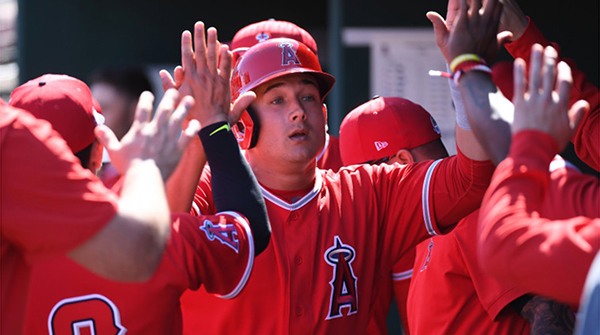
[89,66,153,101]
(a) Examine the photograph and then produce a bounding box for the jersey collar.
[260,172,323,211]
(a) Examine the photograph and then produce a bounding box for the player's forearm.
[458,71,513,165]
[200,121,271,256]
[166,135,207,213]
[70,159,170,281]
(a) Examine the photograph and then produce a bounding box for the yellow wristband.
[450,54,483,73]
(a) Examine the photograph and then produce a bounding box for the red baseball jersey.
[366,248,414,335]
[316,133,344,172]
[182,149,494,334]
[505,18,599,172]
[479,131,600,306]
[0,106,118,335]
[407,212,530,334]
[22,211,254,335]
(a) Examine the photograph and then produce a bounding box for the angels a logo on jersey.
[420,239,434,272]
[200,219,240,253]
[279,41,300,66]
[324,236,358,320]
[48,294,126,335]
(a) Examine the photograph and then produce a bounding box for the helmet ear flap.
[232,106,260,150]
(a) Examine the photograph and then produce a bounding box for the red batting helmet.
[231,38,335,149]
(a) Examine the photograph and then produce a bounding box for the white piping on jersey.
[392,268,413,281]
[422,159,442,236]
[216,211,255,300]
[191,201,201,215]
[260,172,323,211]
[316,133,330,162]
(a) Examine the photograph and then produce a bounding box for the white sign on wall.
[343,28,457,155]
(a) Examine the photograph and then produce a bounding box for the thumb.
[568,100,589,132]
[95,125,120,154]
[427,11,449,39]
[229,91,257,125]
[497,31,514,48]
[159,69,177,92]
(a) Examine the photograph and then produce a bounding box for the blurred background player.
[89,66,154,186]
[11,73,270,334]
[429,0,598,331]
[339,96,576,334]
[1,74,198,334]
[230,18,343,172]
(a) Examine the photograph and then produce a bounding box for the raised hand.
[512,45,589,152]
[429,0,511,64]
[95,89,200,181]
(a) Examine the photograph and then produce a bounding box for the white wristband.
[447,63,471,130]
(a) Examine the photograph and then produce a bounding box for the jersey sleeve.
[478,130,600,306]
[505,18,600,172]
[169,211,254,299]
[453,213,529,320]
[1,109,118,263]
[191,165,216,216]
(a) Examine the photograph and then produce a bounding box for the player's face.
[249,73,326,167]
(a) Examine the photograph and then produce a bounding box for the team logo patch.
[48,294,126,335]
[200,219,240,253]
[279,41,301,66]
[420,239,434,272]
[255,32,270,43]
[374,141,388,151]
[324,236,359,320]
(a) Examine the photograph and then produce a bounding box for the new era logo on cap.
[374,141,389,151]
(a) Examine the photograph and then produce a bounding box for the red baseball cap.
[231,19,318,55]
[9,74,104,153]
[339,96,442,165]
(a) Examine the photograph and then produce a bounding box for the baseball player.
[434,0,598,314]
[1,77,197,334]
[168,19,497,333]
[340,96,577,334]
[8,73,270,334]
[231,19,343,172]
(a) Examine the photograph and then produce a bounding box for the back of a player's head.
[9,74,104,156]
[89,66,153,101]
[232,19,318,55]
[339,96,442,166]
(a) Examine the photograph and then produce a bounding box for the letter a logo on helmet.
[279,41,301,65]
[231,38,336,150]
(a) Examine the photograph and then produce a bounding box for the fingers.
[527,44,544,94]
[179,119,201,152]
[193,21,208,74]
[556,61,573,101]
[541,47,558,99]
[512,58,527,103]
[134,91,155,125]
[219,45,233,82]
[95,125,119,153]
[229,92,256,125]
[181,30,195,75]
[154,89,180,128]
[174,66,185,88]
[206,27,219,76]
[160,70,177,92]
[568,100,590,132]
[170,96,195,130]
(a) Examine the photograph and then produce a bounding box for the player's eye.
[302,95,316,102]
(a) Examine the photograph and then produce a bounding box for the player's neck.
[248,155,317,191]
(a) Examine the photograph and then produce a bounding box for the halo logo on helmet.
[256,32,270,43]
[230,38,336,150]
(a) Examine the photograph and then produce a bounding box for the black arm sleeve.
[199,122,271,256]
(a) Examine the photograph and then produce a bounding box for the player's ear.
[395,149,415,165]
